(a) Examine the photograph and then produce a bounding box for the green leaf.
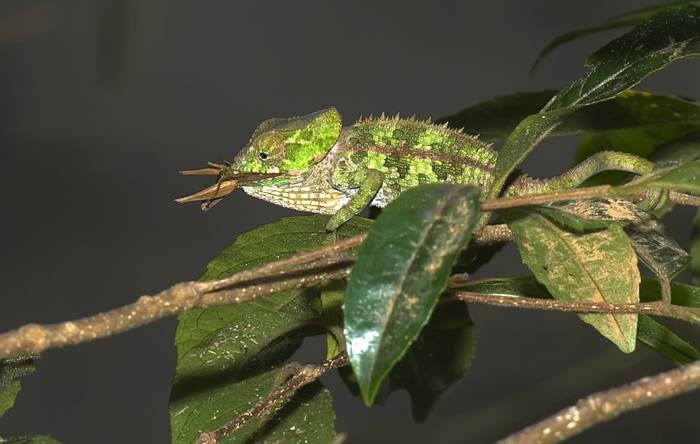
[170,215,370,444]
[542,198,691,279]
[692,209,700,286]
[199,215,371,281]
[457,276,700,365]
[612,160,700,195]
[486,106,579,199]
[3,436,63,444]
[0,354,36,419]
[650,130,700,166]
[344,184,480,404]
[501,210,640,352]
[339,299,476,422]
[438,90,700,142]
[637,315,700,366]
[550,4,700,109]
[531,1,700,75]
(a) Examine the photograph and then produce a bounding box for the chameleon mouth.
[176,162,286,209]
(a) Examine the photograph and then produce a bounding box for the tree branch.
[0,254,354,359]
[0,223,518,359]
[496,358,700,444]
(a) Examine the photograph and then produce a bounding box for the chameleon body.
[178,107,659,230]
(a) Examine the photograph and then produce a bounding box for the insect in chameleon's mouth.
[175,162,287,210]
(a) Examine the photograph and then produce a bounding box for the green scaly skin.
[200,107,659,231]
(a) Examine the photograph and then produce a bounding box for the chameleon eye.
[255,133,286,166]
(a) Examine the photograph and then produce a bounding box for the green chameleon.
[177,107,660,230]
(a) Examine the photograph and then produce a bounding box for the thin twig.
[446,290,700,324]
[496,358,700,444]
[196,234,366,293]
[669,190,700,207]
[195,352,350,444]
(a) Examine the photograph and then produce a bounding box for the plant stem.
[496,358,700,444]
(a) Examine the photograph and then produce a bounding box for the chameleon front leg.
[326,169,384,231]
[542,151,666,210]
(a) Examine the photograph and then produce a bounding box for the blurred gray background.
[1,1,699,443]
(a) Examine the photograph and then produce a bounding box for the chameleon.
[177,107,662,231]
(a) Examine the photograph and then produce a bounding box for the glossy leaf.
[549,4,700,109]
[170,215,371,444]
[344,184,480,404]
[0,354,35,419]
[531,1,700,75]
[437,90,700,142]
[340,299,475,422]
[502,210,640,352]
[612,160,700,195]
[486,106,578,199]
[3,436,63,444]
[458,276,700,365]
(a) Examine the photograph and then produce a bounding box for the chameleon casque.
[177,107,660,230]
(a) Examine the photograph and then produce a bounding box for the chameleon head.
[176,107,342,208]
[222,107,342,178]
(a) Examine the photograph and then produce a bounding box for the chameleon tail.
[544,151,667,210]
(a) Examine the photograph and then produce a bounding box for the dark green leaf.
[502,210,640,352]
[344,184,480,404]
[170,215,370,443]
[612,160,700,195]
[173,363,335,444]
[650,130,700,166]
[200,215,371,282]
[3,436,63,444]
[438,90,700,142]
[486,106,579,199]
[320,279,346,360]
[384,300,475,421]
[637,315,700,366]
[531,1,700,75]
[456,276,700,365]
[550,4,700,109]
[340,300,476,422]
[0,354,36,419]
